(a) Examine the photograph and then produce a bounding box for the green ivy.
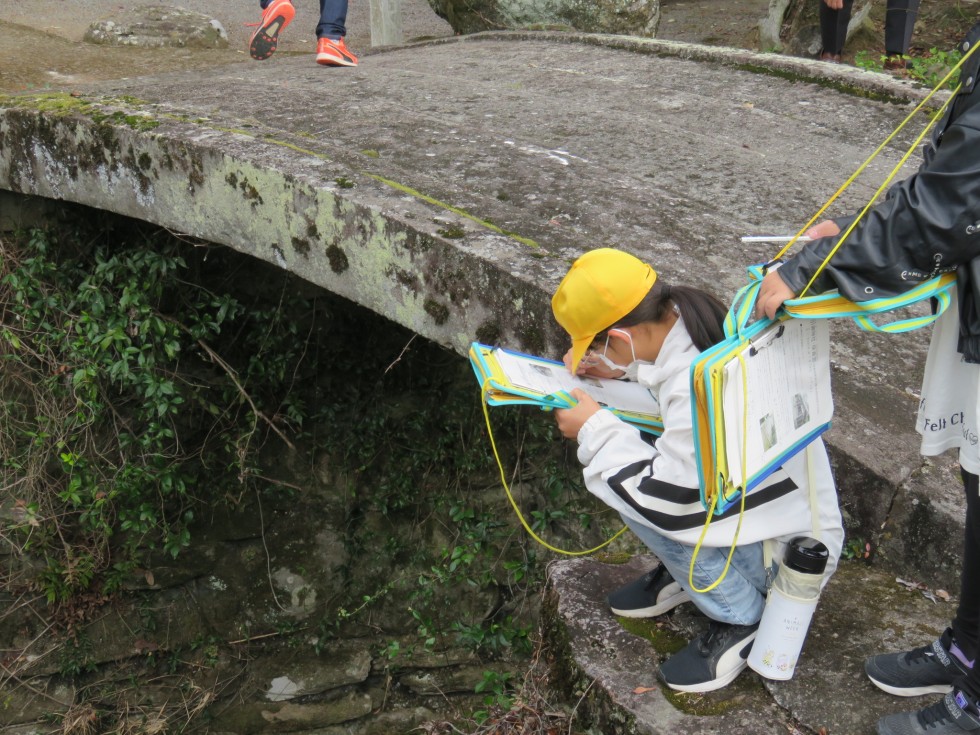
[855,47,963,90]
[1,212,604,681]
[0,221,310,602]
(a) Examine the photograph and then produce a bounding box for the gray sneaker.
[607,565,691,618]
[866,629,971,697]
[877,691,980,735]
[659,620,759,693]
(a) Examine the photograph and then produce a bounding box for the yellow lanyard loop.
[771,42,978,288]
[481,381,628,556]
[688,349,750,593]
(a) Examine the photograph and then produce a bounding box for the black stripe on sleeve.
[606,471,799,532]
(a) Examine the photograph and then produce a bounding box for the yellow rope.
[688,48,979,592]
[480,382,628,556]
[798,87,959,297]
[770,45,977,269]
[688,348,750,592]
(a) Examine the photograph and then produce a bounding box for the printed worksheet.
[720,319,833,488]
[493,348,661,416]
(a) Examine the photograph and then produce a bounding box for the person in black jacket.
[756,21,980,735]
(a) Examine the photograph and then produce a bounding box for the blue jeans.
[622,514,769,626]
[259,0,349,39]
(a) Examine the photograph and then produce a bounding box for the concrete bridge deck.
[0,30,966,734]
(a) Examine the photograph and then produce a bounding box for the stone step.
[544,554,956,735]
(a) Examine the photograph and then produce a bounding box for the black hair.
[610,281,727,353]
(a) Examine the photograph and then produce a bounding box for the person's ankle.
[950,639,976,670]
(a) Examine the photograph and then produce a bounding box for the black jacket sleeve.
[777,107,980,301]
[776,27,980,303]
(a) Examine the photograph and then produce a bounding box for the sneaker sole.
[316,54,357,67]
[866,675,954,698]
[610,589,692,618]
[665,659,749,693]
[249,7,295,60]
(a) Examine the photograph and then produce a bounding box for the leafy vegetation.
[855,46,964,89]
[0,210,613,732]
[1,224,251,603]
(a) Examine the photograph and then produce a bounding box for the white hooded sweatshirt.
[576,316,844,582]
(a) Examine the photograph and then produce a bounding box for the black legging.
[819,0,920,57]
[954,468,980,701]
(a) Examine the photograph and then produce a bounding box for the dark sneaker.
[877,691,980,735]
[659,620,759,693]
[249,0,295,61]
[866,629,971,697]
[607,565,691,618]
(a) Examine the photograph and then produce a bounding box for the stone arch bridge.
[0,31,960,581]
[1,31,967,734]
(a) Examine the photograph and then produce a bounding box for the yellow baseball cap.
[551,248,657,373]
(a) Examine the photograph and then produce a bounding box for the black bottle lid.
[785,536,829,574]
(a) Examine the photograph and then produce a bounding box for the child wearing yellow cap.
[551,248,844,693]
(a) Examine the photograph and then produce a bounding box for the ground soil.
[0,0,977,94]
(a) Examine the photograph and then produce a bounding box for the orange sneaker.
[316,37,358,67]
[249,0,295,61]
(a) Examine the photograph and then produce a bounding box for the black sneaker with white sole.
[607,565,692,618]
[866,628,971,697]
[659,620,759,693]
[877,691,980,735]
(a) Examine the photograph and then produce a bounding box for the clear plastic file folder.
[468,343,664,435]
[691,316,833,514]
[472,322,832,516]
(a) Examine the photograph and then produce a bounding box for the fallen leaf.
[633,686,657,694]
[936,589,951,601]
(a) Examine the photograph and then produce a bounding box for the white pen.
[740,235,813,244]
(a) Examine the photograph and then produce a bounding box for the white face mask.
[595,328,641,380]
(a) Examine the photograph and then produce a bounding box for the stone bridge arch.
[0,32,962,586]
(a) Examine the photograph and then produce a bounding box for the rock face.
[427,0,660,37]
[84,5,229,49]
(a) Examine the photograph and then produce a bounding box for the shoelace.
[905,642,938,666]
[697,621,728,657]
[918,698,954,728]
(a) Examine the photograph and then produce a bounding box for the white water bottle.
[747,536,829,680]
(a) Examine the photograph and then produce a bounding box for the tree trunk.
[762,0,873,57]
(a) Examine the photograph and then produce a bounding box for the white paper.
[493,348,661,416]
[721,319,832,488]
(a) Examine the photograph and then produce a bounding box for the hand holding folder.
[469,343,664,434]
[695,261,955,515]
